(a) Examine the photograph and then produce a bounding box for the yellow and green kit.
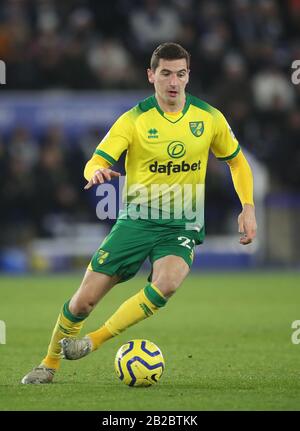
[85,93,241,281]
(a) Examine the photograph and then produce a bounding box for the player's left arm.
[210,109,257,245]
[226,151,257,245]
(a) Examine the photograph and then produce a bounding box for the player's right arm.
[83,111,133,189]
[84,156,120,189]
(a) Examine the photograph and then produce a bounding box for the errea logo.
[148,128,159,139]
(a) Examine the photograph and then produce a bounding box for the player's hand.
[238,204,257,245]
[84,168,121,189]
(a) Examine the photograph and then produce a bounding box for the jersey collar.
[153,93,191,123]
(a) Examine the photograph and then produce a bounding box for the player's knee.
[152,277,179,298]
[69,298,95,316]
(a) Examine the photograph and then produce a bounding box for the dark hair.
[150,42,190,71]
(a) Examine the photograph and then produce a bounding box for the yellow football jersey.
[90,93,240,239]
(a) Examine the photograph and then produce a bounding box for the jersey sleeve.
[94,111,133,165]
[84,154,111,181]
[210,110,240,161]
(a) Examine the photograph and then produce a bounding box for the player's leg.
[62,276,169,359]
[86,275,168,350]
[150,255,190,298]
[59,269,121,360]
[149,229,195,298]
[62,255,189,360]
[60,222,161,359]
[60,225,194,361]
[21,270,119,384]
[101,254,190,336]
[46,269,120,364]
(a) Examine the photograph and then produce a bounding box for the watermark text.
[291,60,300,85]
[0,60,6,85]
[0,320,6,344]
[291,320,300,344]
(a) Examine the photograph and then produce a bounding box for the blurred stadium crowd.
[0,0,300,252]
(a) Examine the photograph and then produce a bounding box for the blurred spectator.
[1,156,36,236]
[60,35,97,89]
[287,0,300,36]
[252,66,295,111]
[230,0,258,50]
[88,38,136,88]
[32,27,64,89]
[213,52,252,112]
[33,143,81,235]
[277,110,300,189]
[257,0,283,42]
[36,0,60,34]
[129,0,182,54]
[8,126,39,169]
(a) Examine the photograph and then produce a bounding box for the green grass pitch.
[0,271,300,411]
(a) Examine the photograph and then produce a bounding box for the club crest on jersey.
[189,121,204,137]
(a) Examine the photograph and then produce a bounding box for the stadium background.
[0,0,300,412]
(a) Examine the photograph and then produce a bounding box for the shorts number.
[178,236,195,250]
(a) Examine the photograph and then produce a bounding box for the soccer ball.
[114,339,165,387]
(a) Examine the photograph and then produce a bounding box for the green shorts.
[88,218,200,283]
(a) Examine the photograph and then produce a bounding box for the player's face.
[147,58,189,109]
